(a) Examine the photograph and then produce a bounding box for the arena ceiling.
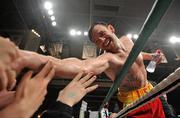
[0,0,180,116]
[0,0,180,58]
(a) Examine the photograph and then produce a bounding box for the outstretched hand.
[0,61,55,118]
[11,50,48,74]
[15,61,55,117]
[109,113,117,118]
[0,37,19,91]
[57,72,98,107]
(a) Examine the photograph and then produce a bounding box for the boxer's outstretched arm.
[46,53,112,78]
[14,50,112,78]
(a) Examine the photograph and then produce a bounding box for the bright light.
[84,31,88,36]
[133,34,139,39]
[76,31,82,35]
[40,45,47,53]
[44,1,53,10]
[169,36,180,44]
[127,33,132,39]
[48,9,54,15]
[31,29,35,32]
[50,16,55,21]
[70,29,76,36]
[31,29,40,37]
[52,21,56,26]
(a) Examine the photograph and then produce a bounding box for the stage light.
[133,34,139,39]
[48,9,54,15]
[70,29,76,36]
[44,1,53,10]
[52,21,56,26]
[169,36,180,44]
[31,29,40,37]
[50,16,55,21]
[76,31,82,35]
[84,31,88,36]
[127,33,132,39]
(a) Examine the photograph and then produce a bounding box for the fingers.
[109,113,117,118]
[0,61,17,91]
[6,68,16,90]
[7,42,19,61]
[44,67,55,84]
[0,54,11,64]
[86,84,98,93]
[11,57,27,74]
[11,56,44,74]
[0,37,19,62]
[79,72,94,84]
[83,76,96,88]
[15,71,33,99]
[0,68,8,91]
[73,71,84,82]
[35,61,53,78]
[81,74,98,93]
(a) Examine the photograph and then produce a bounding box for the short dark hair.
[88,22,108,42]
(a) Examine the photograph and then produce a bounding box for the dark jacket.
[41,101,73,118]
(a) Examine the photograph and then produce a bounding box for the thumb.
[11,58,27,74]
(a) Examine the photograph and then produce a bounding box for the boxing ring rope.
[115,67,180,118]
[100,0,173,110]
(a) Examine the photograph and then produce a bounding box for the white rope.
[115,67,180,118]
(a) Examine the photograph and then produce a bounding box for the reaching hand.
[57,72,98,107]
[15,61,55,117]
[109,113,117,118]
[0,90,15,109]
[11,50,48,74]
[0,61,16,91]
[0,61,55,118]
[0,37,19,91]
[0,37,19,64]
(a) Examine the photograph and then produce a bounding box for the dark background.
[0,0,179,117]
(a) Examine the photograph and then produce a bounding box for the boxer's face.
[91,24,116,52]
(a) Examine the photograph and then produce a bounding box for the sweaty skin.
[91,24,147,91]
[13,24,147,92]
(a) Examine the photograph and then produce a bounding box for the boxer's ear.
[107,24,115,33]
